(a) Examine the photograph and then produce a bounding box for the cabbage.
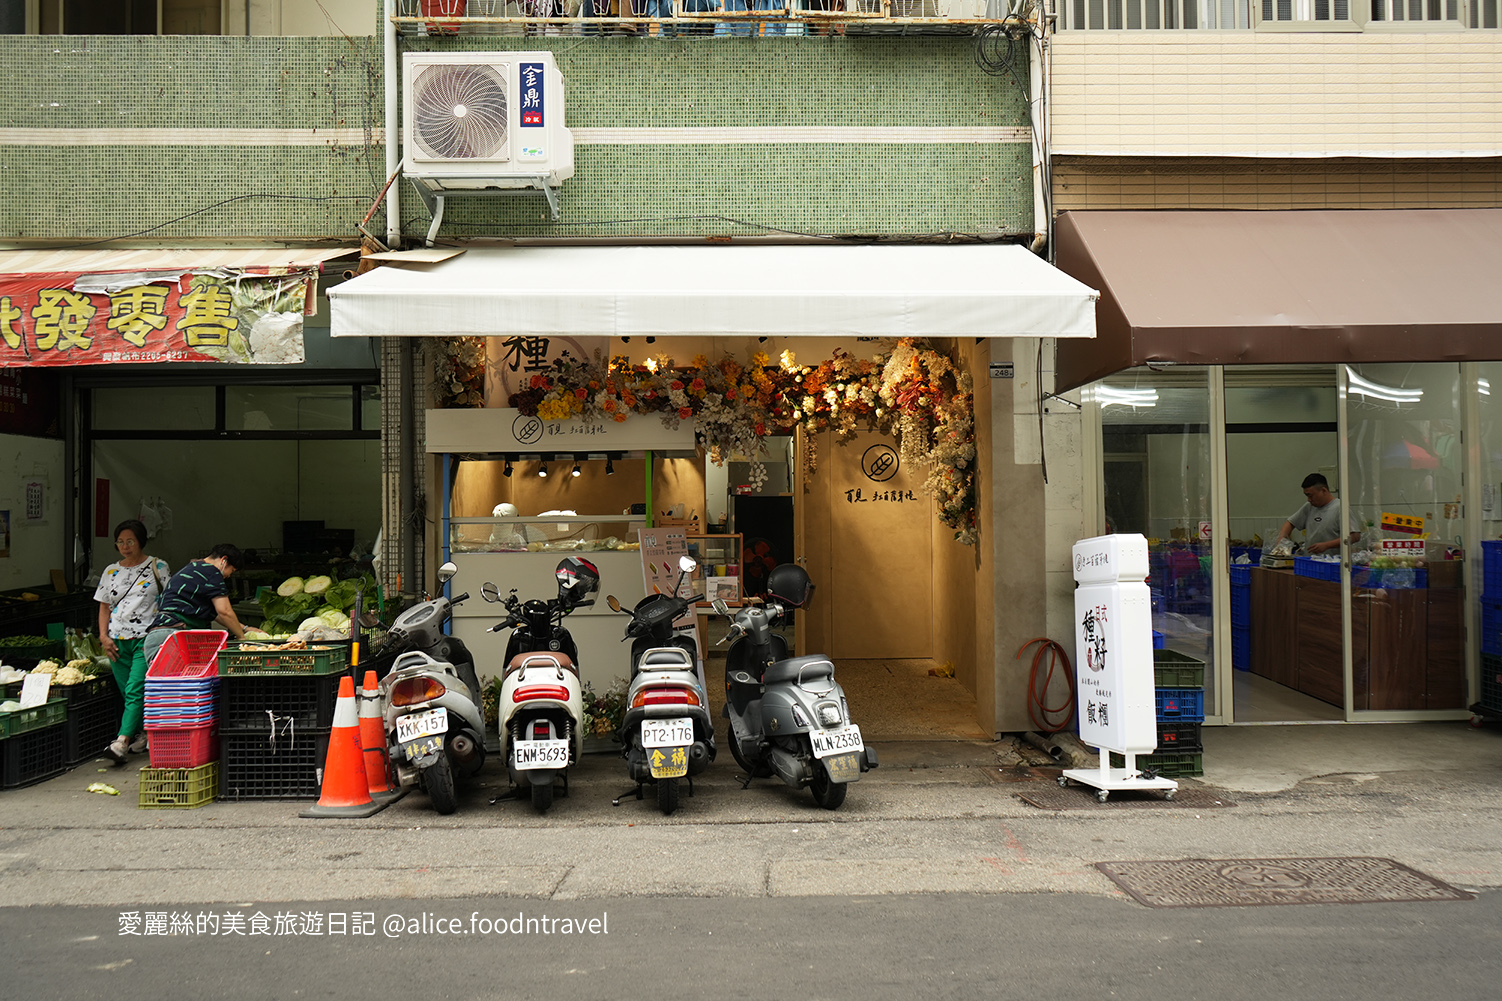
[243,628,273,641]
[317,607,349,626]
[277,577,305,597]
[304,575,333,596]
[298,616,328,634]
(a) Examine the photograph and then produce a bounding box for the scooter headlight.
[817,703,842,727]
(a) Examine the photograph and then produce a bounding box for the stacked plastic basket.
[1230,563,1253,671]
[0,696,69,789]
[1111,648,1206,777]
[139,631,225,809]
[1480,541,1502,716]
[217,640,349,800]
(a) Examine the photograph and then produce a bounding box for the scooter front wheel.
[809,767,847,811]
[424,753,458,815]
[656,777,679,816]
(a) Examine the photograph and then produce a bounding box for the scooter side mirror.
[606,594,622,613]
[437,561,458,585]
[480,582,502,603]
[678,555,697,574]
[711,598,730,616]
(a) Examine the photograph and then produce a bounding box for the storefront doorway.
[1090,363,1475,726]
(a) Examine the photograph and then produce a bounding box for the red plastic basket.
[146,724,219,768]
[147,631,228,680]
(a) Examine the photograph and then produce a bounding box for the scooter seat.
[763,655,834,686]
[507,651,578,676]
[638,647,695,671]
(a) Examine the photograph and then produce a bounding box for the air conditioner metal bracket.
[409,175,562,247]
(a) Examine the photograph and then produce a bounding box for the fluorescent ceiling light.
[1347,369,1422,404]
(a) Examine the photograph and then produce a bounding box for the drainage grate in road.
[1095,857,1474,909]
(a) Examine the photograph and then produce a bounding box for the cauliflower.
[65,658,91,673]
[31,660,59,675]
[54,666,87,686]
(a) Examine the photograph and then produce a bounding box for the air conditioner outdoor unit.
[402,51,574,240]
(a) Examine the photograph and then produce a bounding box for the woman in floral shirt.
[94,519,171,764]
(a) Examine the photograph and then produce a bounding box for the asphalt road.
[3,890,1494,1001]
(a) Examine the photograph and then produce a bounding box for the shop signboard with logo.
[1060,533,1177,803]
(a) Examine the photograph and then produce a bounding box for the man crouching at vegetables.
[106,544,247,765]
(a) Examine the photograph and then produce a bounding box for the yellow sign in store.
[1381,513,1425,535]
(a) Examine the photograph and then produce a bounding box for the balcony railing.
[393,0,1020,35]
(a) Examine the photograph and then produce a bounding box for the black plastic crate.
[65,690,125,766]
[56,675,117,709]
[1481,654,1502,714]
[220,728,331,800]
[219,674,342,731]
[1155,721,1203,753]
[1,721,67,788]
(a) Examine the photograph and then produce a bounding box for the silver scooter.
[714,564,877,810]
[375,562,487,815]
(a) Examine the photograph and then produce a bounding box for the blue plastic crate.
[1155,687,1205,722]
[1482,600,1502,657]
[1230,547,1260,566]
[1232,624,1250,671]
[1350,565,1427,589]
[1228,563,1255,587]
[1483,540,1502,598]
[1294,556,1342,582]
[1231,586,1251,627]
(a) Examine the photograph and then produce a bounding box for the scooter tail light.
[513,684,572,703]
[632,688,701,708]
[391,677,446,706]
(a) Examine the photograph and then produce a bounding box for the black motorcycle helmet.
[555,556,600,607]
[765,563,812,608]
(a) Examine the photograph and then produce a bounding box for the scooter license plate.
[647,745,690,779]
[512,738,570,771]
[396,708,447,745]
[810,723,864,759]
[641,716,694,748]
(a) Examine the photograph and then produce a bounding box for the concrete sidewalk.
[1,721,1499,907]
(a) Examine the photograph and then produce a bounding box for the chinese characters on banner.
[0,269,317,367]
[485,335,609,406]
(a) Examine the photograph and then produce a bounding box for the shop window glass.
[93,385,215,430]
[361,385,382,431]
[1092,368,1215,713]
[1345,363,1466,712]
[226,386,354,431]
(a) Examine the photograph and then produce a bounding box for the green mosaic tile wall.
[0,34,1032,243]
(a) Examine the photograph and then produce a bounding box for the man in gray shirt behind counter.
[1275,472,1356,555]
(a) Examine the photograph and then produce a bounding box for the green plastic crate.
[139,761,220,809]
[217,641,348,677]
[1153,649,1206,688]
[1109,750,1204,778]
[0,697,67,739]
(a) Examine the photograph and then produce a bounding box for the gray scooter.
[714,565,877,810]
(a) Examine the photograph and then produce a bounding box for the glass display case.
[449,516,646,555]
[685,533,743,606]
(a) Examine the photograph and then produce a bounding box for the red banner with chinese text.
[0,269,317,367]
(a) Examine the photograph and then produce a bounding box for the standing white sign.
[1062,533,1177,802]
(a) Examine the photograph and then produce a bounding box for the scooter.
[714,564,878,810]
[604,555,717,816]
[481,557,599,814]
[375,561,487,816]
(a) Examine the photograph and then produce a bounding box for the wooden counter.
[1249,567,1465,711]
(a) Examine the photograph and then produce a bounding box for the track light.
[538,462,549,478]
[605,457,615,475]
[503,459,513,478]
[645,336,656,344]
[571,462,581,478]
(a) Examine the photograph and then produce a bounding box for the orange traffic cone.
[359,670,402,802]
[300,675,390,818]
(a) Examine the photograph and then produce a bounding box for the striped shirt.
[151,560,228,630]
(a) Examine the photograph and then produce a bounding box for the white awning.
[327,244,1098,339]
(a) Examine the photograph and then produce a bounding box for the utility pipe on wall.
[385,0,400,249]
